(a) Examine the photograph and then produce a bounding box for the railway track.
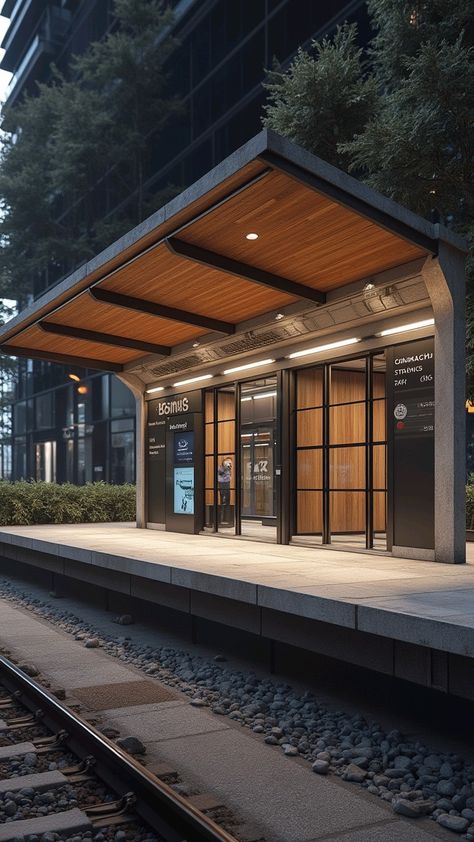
[0,655,238,842]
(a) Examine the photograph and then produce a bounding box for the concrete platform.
[1,523,474,699]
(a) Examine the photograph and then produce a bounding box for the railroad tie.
[0,807,92,842]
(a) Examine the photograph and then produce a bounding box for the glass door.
[241,425,276,519]
[240,377,277,542]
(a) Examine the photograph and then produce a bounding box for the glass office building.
[0,0,369,484]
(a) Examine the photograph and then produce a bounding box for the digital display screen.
[174,467,194,514]
[174,431,194,463]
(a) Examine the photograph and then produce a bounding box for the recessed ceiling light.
[68,373,81,382]
[378,318,434,337]
[287,338,360,359]
[146,386,165,394]
[275,313,285,320]
[245,232,259,240]
[223,358,274,375]
[192,342,200,348]
[173,374,213,387]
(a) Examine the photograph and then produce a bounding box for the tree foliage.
[0,0,182,305]
[262,3,474,371]
[262,24,377,169]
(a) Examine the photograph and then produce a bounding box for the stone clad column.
[421,243,466,563]
[117,374,146,529]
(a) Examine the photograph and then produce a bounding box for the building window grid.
[294,354,387,548]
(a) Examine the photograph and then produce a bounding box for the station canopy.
[0,130,456,373]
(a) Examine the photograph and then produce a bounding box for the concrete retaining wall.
[0,541,473,703]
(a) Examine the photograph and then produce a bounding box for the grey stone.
[437,780,456,797]
[343,764,368,783]
[393,756,412,771]
[115,736,146,756]
[117,614,134,625]
[424,754,442,770]
[436,813,469,833]
[282,745,298,757]
[312,760,329,775]
[392,799,427,818]
[84,638,100,648]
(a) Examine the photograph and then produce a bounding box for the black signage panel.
[146,392,200,524]
[146,417,166,523]
[388,337,434,550]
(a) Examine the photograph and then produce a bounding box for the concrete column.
[421,244,466,563]
[116,374,146,529]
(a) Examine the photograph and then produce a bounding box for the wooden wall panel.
[330,446,365,489]
[330,403,365,445]
[205,456,214,488]
[373,399,386,442]
[297,409,323,447]
[296,368,323,408]
[218,421,235,454]
[373,445,386,489]
[297,449,323,489]
[297,491,323,533]
[374,492,386,532]
[205,425,214,455]
[330,369,366,404]
[218,391,235,422]
[373,371,386,399]
[204,392,214,423]
[330,492,365,532]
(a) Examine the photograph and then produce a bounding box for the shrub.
[0,481,135,526]
[467,475,474,531]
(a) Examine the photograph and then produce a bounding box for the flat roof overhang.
[0,130,466,375]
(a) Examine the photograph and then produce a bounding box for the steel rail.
[0,655,237,842]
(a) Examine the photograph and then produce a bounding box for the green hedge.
[0,481,136,526]
[467,476,474,531]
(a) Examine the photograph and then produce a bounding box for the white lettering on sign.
[157,397,189,416]
[394,352,433,365]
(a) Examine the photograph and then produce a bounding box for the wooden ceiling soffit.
[89,287,235,335]
[166,237,326,305]
[39,321,171,357]
[0,344,123,371]
[258,151,436,254]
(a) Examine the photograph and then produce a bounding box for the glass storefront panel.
[111,430,135,484]
[35,441,56,482]
[294,352,387,550]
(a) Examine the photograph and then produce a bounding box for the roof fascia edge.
[0,130,271,345]
[263,130,468,254]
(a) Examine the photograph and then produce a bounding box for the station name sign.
[147,390,201,423]
[158,397,189,416]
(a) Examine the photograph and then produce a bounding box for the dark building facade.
[0,0,369,483]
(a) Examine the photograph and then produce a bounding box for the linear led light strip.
[377,318,434,337]
[145,319,435,393]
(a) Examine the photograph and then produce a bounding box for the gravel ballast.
[1,577,473,839]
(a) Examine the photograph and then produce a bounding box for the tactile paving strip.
[70,679,176,710]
